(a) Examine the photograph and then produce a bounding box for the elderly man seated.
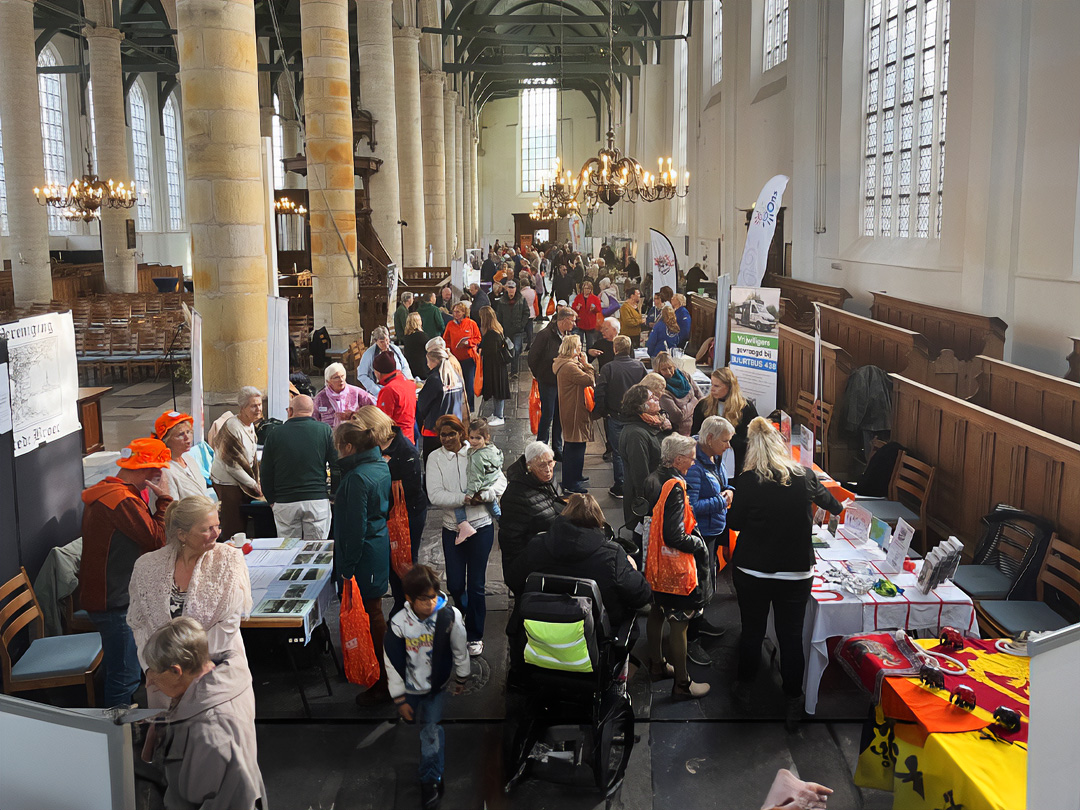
[145,617,266,810]
[356,326,413,396]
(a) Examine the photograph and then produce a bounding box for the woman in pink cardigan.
[313,362,375,428]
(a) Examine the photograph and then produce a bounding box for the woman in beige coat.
[553,334,596,494]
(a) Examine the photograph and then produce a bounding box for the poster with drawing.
[0,312,81,456]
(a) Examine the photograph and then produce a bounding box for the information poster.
[728,286,781,416]
[0,313,81,456]
[266,296,290,422]
[188,306,204,442]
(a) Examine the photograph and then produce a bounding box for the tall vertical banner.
[736,175,789,287]
[650,228,679,297]
[713,275,732,370]
[188,306,204,441]
[568,214,584,253]
[266,296,290,422]
[728,286,781,416]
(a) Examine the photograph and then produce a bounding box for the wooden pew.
[764,273,851,333]
[818,304,972,397]
[687,293,717,354]
[969,355,1080,446]
[890,374,1080,553]
[870,292,1007,361]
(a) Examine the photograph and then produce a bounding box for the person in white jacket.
[425,414,507,657]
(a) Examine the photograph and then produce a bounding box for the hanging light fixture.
[275,196,308,217]
[34,154,138,223]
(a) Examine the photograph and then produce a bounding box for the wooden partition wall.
[970,355,1080,446]
[890,374,1080,552]
[687,293,717,354]
[764,273,851,333]
[870,292,1007,361]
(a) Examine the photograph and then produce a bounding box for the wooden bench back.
[970,355,1080,445]
[764,273,851,333]
[871,292,1007,361]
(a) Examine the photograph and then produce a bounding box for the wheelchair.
[503,573,637,799]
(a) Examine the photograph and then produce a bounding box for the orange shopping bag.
[546,297,556,316]
[644,479,698,596]
[584,386,596,412]
[340,577,380,687]
[473,356,484,397]
[529,379,542,434]
[388,481,413,578]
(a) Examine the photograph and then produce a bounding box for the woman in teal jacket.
[333,420,392,705]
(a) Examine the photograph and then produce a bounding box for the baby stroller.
[504,574,637,799]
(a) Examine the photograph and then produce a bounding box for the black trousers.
[732,569,812,698]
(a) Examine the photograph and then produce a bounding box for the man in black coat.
[494,280,530,374]
[468,282,491,322]
[480,252,498,286]
[594,336,648,499]
[528,307,577,457]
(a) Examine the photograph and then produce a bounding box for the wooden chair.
[794,390,834,470]
[857,451,936,553]
[976,535,1080,637]
[1,567,103,706]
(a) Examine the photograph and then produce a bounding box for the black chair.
[504,574,636,799]
[953,505,1055,603]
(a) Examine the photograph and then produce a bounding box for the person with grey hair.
[144,617,266,810]
[595,335,648,499]
[618,384,671,537]
[356,325,413,396]
[394,291,416,345]
[498,440,566,573]
[642,432,711,700]
[682,416,737,663]
[210,387,264,540]
[313,361,375,428]
[587,316,622,370]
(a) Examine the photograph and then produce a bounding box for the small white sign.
[881,517,915,574]
[800,424,814,469]
[841,504,873,543]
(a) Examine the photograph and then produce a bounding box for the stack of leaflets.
[915,536,964,594]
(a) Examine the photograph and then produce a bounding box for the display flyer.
[728,286,781,416]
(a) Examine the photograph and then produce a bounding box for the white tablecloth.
[801,530,975,714]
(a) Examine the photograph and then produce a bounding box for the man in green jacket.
[393,291,414,344]
[417,292,446,340]
[260,395,337,540]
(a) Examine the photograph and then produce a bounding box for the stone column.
[419,70,447,266]
[276,73,304,190]
[356,0,401,269]
[392,27,426,266]
[176,0,268,402]
[83,24,137,292]
[301,0,361,344]
[470,118,480,246]
[456,104,467,251]
[0,0,52,304]
[443,88,458,260]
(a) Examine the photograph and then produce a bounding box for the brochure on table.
[880,518,914,574]
[244,538,335,642]
[799,424,814,469]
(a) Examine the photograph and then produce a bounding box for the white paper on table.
[881,518,915,574]
[250,538,296,550]
[247,567,280,593]
[245,549,301,567]
[817,547,874,561]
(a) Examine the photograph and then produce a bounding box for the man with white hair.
[357,326,413,396]
[588,317,621,369]
[260,394,337,540]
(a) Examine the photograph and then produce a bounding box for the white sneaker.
[467,641,484,657]
[487,417,505,426]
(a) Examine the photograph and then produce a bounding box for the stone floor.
[84,355,892,810]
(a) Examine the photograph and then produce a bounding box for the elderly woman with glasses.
[652,351,703,436]
[356,326,413,396]
[210,386,264,541]
[314,362,376,428]
[498,440,566,576]
[425,415,507,658]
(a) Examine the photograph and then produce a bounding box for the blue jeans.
[389,505,427,616]
[441,523,494,642]
[561,441,587,490]
[89,609,141,707]
[406,690,447,783]
[606,418,626,487]
[459,357,476,411]
[537,382,562,453]
[508,332,525,374]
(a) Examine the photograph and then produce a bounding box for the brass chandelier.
[34,153,137,223]
[275,196,308,217]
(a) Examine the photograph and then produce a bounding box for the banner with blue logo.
[729,286,781,416]
[737,175,789,288]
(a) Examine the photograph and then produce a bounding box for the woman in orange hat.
[154,411,215,502]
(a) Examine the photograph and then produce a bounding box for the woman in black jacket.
[727,417,843,727]
[402,312,431,380]
[507,494,650,627]
[498,442,566,574]
[691,368,758,475]
[617,384,671,537]
[477,306,511,424]
[352,406,427,616]
[643,434,711,701]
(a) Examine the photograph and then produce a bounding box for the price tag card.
[881,517,915,574]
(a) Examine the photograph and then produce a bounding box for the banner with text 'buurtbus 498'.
[728,286,781,416]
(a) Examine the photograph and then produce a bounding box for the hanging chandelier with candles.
[275,196,308,217]
[34,154,137,223]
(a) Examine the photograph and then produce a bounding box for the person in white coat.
[425,414,507,657]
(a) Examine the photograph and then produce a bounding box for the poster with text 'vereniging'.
[728,286,781,417]
[0,312,81,456]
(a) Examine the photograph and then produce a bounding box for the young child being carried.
[384,565,470,810]
[453,419,503,544]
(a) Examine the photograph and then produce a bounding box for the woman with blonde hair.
[691,367,758,474]
[647,304,682,357]
[477,306,511,425]
[727,417,843,729]
[128,495,252,709]
[403,312,431,379]
[553,333,596,493]
[652,351,702,435]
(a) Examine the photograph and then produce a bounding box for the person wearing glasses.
[497,441,566,576]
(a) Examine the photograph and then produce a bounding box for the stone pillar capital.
[421,69,445,85]
[82,24,124,43]
[393,26,421,42]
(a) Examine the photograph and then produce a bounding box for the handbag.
[388,481,413,578]
[546,297,556,316]
[340,577,381,687]
[529,379,542,435]
[473,355,484,397]
[644,478,699,596]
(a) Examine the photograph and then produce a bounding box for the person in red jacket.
[375,350,418,440]
[442,302,481,411]
[80,437,172,707]
[571,280,604,351]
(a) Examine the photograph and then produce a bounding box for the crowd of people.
[74,242,840,810]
